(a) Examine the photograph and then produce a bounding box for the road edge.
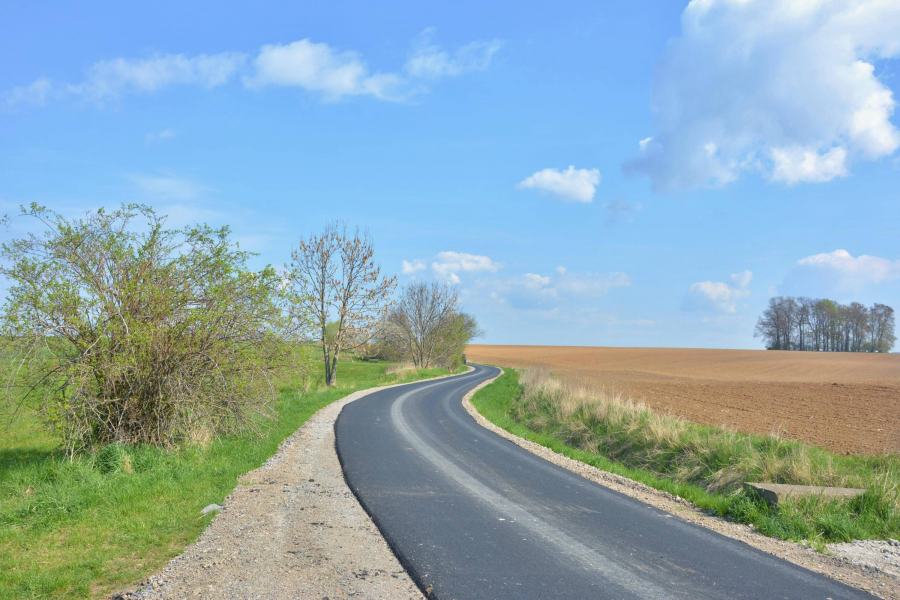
[116,366,473,600]
[461,367,898,600]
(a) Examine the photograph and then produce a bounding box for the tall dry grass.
[514,367,873,494]
[385,363,418,379]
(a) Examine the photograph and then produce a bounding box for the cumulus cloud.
[401,259,427,275]
[246,39,406,101]
[782,249,900,294]
[625,0,900,192]
[432,251,501,283]
[683,270,752,313]
[7,30,502,108]
[516,166,601,203]
[405,28,502,79]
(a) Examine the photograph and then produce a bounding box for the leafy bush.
[1,204,304,452]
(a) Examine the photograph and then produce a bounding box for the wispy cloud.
[405,28,502,80]
[480,268,631,310]
[601,197,642,225]
[145,128,176,145]
[7,29,503,109]
[683,270,752,314]
[71,52,247,104]
[3,78,53,109]
[128,173,208,201]
[431,251,501,284]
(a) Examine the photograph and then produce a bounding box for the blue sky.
[2,0,899,348]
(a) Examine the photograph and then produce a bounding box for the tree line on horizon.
[755,296,896,352]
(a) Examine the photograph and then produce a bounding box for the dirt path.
[117,381,436,600]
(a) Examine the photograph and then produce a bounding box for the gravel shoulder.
[462,369,900,600]
[115,372,469,600]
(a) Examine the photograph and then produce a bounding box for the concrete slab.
[743,482,867,506]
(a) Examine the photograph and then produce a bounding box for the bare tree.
[382,281,483,369]
[289,222,396,386]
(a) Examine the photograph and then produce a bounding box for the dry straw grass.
[515,367,852,493]
[385,363,418,379]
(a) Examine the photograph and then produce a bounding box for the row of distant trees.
[755,296,895,352]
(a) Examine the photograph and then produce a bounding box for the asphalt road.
[336,365,874,599]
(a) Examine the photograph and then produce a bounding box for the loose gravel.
[830,540,900,580]
[462,369,900,600]
[113,374,473,600]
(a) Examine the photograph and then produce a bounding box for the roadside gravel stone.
[830,540,900,579]
[115,373,476,600]
[462,369,900,600]
[199,504,222,516]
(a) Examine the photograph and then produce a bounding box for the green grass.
[0,360,459,600]
[471,368,900,548]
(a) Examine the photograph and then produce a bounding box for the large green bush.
[1,204,305,452]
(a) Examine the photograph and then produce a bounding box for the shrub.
[1,204,304,453]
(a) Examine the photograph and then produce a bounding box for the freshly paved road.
[336,365,874,599]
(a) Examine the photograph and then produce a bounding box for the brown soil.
[466,345,900,455]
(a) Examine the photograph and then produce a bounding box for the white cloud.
[516,166,601,203]
[432,251,501,282]
[683,270,752,313]
[405,28,502,79]
[638,137,653,152]
[556,270,631,298]
[246,39,406,101]
[70,52,246,103]
[3,78,53,109]
[790,249,900,292]
[145,128,176,144]
[401,259,427,274]
[129,174,208,201]
[625,0,900,192]
[8,31,502,108]
[770,146,848,184]
[480,269,631,310]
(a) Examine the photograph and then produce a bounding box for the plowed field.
[466,345,900,455]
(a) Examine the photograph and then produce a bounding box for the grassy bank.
[471,368,900,547]
[0,360,458,600]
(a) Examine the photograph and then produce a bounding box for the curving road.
[336,365,873,599]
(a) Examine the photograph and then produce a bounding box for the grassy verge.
[471,368,900,547]
[0,360,460,600]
